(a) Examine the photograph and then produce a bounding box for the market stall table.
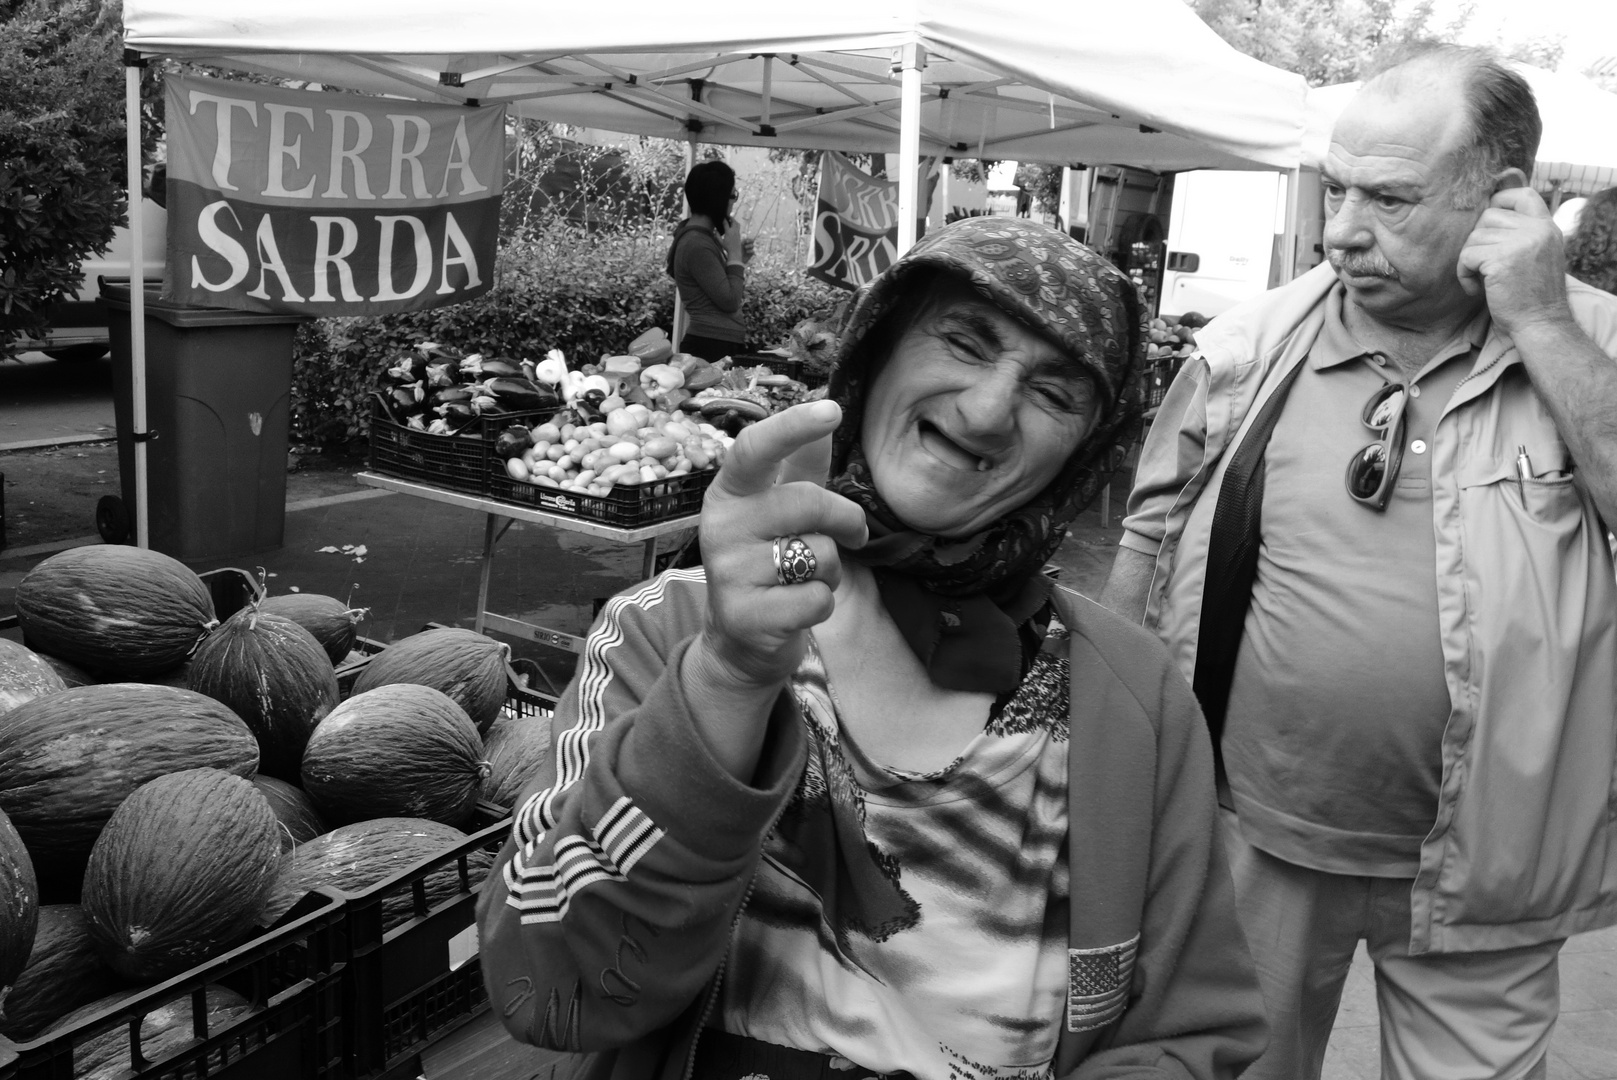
[356,471,699,685]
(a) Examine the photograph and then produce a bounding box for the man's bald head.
[1359,44,1541,210]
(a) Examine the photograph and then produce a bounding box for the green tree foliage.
[1185,0,1466,85]
[0,0,147,356]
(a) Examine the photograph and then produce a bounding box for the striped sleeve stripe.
[508,798,667,923]
[524,570,700,841]
[506,570,700,870]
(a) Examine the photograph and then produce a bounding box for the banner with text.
[807,152,937,291]
[164,74,505,316]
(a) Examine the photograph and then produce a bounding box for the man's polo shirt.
[1221,285,1487,878]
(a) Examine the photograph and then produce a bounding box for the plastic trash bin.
[101,279,305,562]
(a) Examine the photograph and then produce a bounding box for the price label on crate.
[448,922,481,971]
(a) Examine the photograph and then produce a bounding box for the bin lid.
[99,278,306,328]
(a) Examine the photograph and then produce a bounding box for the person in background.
[1100,43,1617,1080]
[478,217,1266,1080]
[667,160,752,362]
[1565,186,1617,294]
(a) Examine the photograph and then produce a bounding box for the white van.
[1159,170,1288,320]
[18,197,167,361]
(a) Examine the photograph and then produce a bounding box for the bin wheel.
[96,495,131,545]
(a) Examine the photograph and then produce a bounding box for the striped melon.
[258,593,367,665]
[187,608,339,782]
[0,808,39,1009]
[81,769,281,982]
[43,985,254,1080]
[301,684,489,828]
[261,817,492,928]
[0,639,66,718]
[15,546,217,679]
[352,627,509,734]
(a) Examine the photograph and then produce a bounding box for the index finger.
[717,400,843,498]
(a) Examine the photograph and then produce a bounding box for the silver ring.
[772,535,817,586]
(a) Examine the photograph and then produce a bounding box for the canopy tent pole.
[895,42,925,255]
[125,58,150,548]
[1281,166,1301,283]
[672,137,696,353]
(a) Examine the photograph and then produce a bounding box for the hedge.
[291,222,844,446]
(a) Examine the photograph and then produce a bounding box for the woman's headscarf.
[824,217,1146,693]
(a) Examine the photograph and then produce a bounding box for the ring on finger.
[772,535,817,586]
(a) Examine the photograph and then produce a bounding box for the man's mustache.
[1328,249,1399,279]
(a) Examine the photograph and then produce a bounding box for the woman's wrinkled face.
[860,281,1100,538]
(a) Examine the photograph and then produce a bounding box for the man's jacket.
[475,571,1266,1080]
[1122,263,1617,954]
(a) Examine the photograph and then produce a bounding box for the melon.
[261,817,492,929]
[0,808,39,1007]
[481,711,553,811]
[0,905,120,1040]
[81,768,281,982]
[0,639,67,717]
[301,684,489,827]
[15,546,217,679]
[251,775,328,851]
[0,684,259,893]
[352,627,510,734]
[44,984,255,1080]
[258,593,367,665]
[187,607,340,782]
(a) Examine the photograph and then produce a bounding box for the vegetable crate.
[329,633,548,1078]
[487,467,714,528]
[366,394,553,498]
[0,888,346,1080]
[334,803,513,1080]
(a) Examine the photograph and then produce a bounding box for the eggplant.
[460,355,525,379]
[431,387,474,407]
[435,402,477,425]
[484,378,560,413]
[494,426,532,460]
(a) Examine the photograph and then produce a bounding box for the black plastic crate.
[487,467,713,528]
[366,393,553,497]
[0,888,346,1080]
[338,805,512,1080]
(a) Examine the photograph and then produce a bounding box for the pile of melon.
[0,545,551,1070]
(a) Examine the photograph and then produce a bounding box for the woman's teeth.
[918,424,986,471]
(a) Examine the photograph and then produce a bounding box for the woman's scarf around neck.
[823,218,1147,694]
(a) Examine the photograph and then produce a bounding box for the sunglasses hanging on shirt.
[1345,381,1408,512]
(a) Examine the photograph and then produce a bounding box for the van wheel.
[44,344,109,362]
[96,496,131,544]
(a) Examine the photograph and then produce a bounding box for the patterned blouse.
[717,614,1074,1080]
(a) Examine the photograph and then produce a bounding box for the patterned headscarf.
[825,217,1146,693]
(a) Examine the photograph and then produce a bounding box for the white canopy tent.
[1303,62,1617,200]
[118,0,1309,548]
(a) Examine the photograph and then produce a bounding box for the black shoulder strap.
[1191,359,1308,759]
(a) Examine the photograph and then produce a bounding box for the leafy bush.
[291,219,843,446]
[0,0,147,356]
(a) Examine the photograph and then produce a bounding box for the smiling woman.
[477,217,1268,1080]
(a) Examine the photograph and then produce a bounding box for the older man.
[1101,44,1617,1080]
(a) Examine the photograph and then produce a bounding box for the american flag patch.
[1066,935,1138,1032]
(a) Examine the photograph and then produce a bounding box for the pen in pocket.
[1516,445,1533,500]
